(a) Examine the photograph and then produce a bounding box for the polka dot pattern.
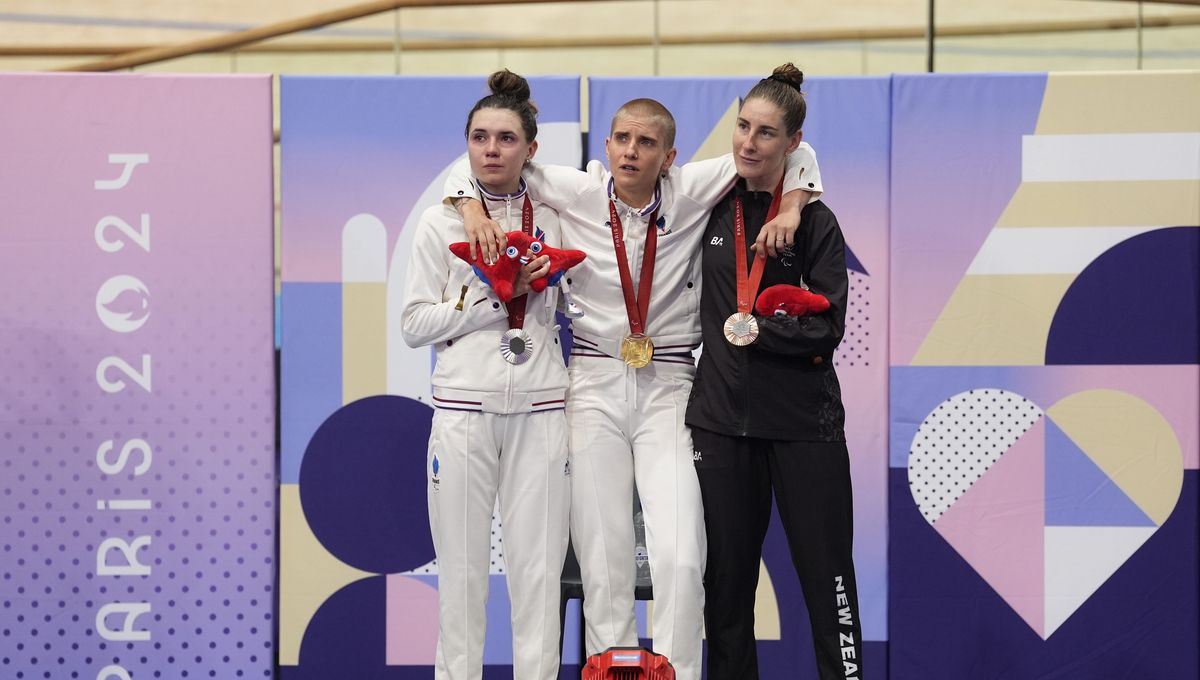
[0,332,275,678]
[0,86,275,679]
[490,509,506,574]
[908,389,1043,523]
[835,270,871,369]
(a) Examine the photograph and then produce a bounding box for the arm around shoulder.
[783,141,823,201]
[524,160,594,212]
[676,154,738,210]
[441,156,477,206]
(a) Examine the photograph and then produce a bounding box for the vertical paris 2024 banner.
[0,74,276,680]
[277,75,581,678]
[587,76,892,679]
[889,71,1199,678]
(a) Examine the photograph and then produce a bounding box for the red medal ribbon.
[608,200,658,336]
[733,175,784,314]
[480,194,534,330]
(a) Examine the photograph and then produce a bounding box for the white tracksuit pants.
[566,357,707,680]
[428,408,570,680]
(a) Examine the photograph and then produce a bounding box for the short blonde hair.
[611,98,676,149]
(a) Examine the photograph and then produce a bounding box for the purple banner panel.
[0,73,275,680]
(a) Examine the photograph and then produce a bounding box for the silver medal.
[500,328,534,365]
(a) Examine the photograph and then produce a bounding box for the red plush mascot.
[449,230,586,302]
[754,283,830,318]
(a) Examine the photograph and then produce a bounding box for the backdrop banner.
[889,71,1200,679]
[4,66,1196,680]
[277,75,582,678]
[0,73,276,680]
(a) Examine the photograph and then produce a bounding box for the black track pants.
[692,427,864,680]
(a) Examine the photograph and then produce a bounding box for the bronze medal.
[725,176,783,346]
[723,312,760,346]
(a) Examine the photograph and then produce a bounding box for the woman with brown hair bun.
[400,69,570,680]
[686,63,866,680]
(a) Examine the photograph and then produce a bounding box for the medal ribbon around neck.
[733,174,785,316]
[478,182,534,330]
[607,200,658,338]
[479,183,536,365]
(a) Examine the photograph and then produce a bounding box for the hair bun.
[770,63,804,90]
[488,69,531,101]
[744,62,807,135]
[466,69,540,141]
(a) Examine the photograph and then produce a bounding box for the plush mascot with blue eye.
[449,230,586,302]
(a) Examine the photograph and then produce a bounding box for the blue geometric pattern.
[1044,418,1154,527]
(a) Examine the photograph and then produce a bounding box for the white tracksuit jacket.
[442,148,823,680]
[400,195,570,680]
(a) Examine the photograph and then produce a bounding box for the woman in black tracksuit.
[685,63,864,680]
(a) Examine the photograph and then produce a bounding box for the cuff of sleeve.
[443,180,478,207]
[784,147,822,199]
[787,167,822,195]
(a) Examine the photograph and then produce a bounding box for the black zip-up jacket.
[685,181,847,442]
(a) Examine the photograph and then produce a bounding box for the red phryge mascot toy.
[449,230,587,305]
[754,283,830,318]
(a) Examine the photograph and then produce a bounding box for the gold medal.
[607,199,659,371]
[620,333,654,368]
[723,312,760,346]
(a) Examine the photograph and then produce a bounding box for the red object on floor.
[582,647,675,680]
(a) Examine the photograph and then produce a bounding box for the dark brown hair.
[465,69,539,142]
[742,63,806,135]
